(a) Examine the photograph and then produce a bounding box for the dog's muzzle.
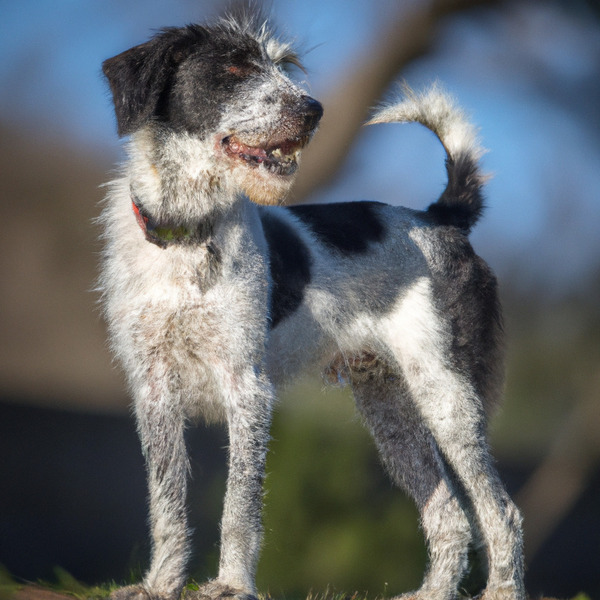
[222,95,323,177]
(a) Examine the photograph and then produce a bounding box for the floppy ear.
[102,28,197,136]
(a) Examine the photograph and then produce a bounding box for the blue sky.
[1,1,599,291]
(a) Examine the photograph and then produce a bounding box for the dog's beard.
[236,160,301,204]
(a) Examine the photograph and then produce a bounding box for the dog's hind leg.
[383,283,525,600]
[405,373,524,600]
[351,367,472,600]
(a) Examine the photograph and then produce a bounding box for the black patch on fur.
[163,28,266,135]
[289,201,387,255]
[102,26,207,136]
[426,153,485,234]
[260,212,312,329]
[429,228,504,409]
[103,23,269,136]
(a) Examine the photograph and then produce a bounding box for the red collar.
[131,194,194,248]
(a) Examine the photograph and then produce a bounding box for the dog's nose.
[301,95,323,128]
[302,95,323,117]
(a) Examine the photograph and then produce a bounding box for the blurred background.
[0,0,599,598]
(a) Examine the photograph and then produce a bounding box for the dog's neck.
[130,190,217,248]
[126,126,239,232]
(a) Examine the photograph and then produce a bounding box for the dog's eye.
[226,64,258,77]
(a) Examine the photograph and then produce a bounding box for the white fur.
[368,83,486,162]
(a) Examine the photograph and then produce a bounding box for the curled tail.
[367,84,487,234]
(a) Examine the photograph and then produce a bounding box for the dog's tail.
[367,84,487,234]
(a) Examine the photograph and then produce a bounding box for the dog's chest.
[111,225,267,370]
[118,245,218,347]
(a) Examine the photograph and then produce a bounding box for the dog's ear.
[102,27,203,136]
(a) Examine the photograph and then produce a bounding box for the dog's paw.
[478,589,526,600]
[109,584,180,600]
[109,585,152,600]
[183,580,258,600]
[391,592,448,600]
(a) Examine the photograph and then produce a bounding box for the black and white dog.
[100,10,525,600]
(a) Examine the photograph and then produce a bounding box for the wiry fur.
[368,84,487,233]
[99,11,525,600]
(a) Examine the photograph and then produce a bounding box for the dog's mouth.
[222,135,309,177]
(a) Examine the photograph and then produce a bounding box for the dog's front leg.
[193,369,273,600]
[112,366,190,600]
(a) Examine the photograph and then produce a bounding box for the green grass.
[44,567,114,598]
[0,567,593,600]
[0,565,115,600]
[0,565,19,600]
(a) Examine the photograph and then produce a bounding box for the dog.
[100,9,525,600]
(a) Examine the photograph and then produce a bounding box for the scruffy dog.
[100,10,525,600]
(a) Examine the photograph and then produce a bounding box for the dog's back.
[262,87,503,413]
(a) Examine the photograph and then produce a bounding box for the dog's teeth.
[271,148,284,159]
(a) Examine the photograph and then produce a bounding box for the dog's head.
[102,12,323,205]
